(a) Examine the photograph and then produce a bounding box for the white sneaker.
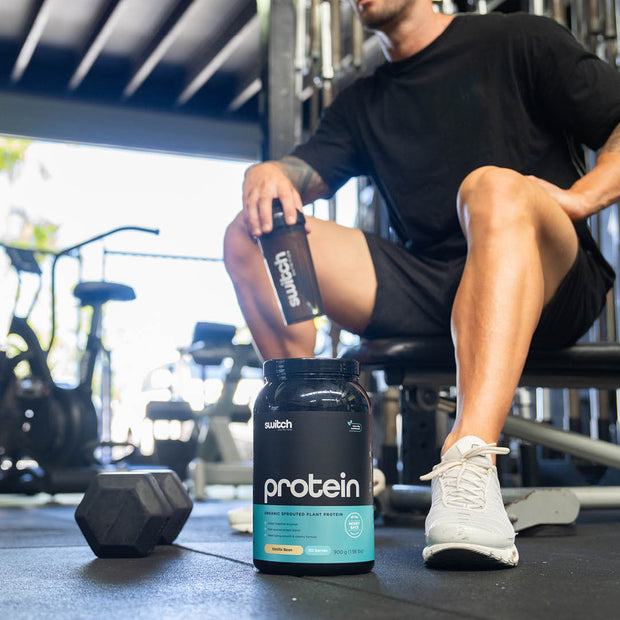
[420,435,518,569]
[228,504,253,533]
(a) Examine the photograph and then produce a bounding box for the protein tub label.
[253,505,374,563]
[253,409,373,564]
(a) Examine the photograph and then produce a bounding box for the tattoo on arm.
[278,156,330,203]
[601,122,620,154]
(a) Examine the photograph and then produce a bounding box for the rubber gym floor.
[1,490,619,620]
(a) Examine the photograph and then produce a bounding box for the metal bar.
[588,0,603,34]
[295,0,308,81]
[330,0,342,75]
[603,0,618,64]
[309,0,322,131]
[503,414,620,468]
[530,0,545,15]
[258,0,299,161]
[396,368,620,390]
[352,8,364,70]
[103,249,222,262]
[552,0,568,26]
[320,1,333,80]
[294,0,308,141]
[604,0,618,38]
[571,0,589,46]
[389,484,620,510]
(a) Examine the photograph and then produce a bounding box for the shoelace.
[419,444,510,509]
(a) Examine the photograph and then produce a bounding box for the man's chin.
[359,9,396,31]
[360,15,388,29]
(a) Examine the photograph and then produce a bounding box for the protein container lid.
[263,357,359,379]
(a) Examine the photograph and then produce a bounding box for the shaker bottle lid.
[272,199,305,229]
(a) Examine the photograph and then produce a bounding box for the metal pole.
[258,0,299,160]
[309,0,321,133]
[552,0,568,26]
[503,413,620,468]
[351,6,364,71]
[389,484,620,510]
[603,0,618,64]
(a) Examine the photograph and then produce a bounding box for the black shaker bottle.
[258,199,324,325]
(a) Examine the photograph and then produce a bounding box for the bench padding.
[342,337,620,389]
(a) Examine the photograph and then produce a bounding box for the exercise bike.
[0,226,159,494]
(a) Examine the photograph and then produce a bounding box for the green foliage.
[1,138,58,252]
[4,208,58,251]
[0,137,31,175]
[32,221,58,249]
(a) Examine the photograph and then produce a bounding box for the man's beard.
[358,0,411,30]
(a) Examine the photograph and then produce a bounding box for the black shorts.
[361,231,615,349]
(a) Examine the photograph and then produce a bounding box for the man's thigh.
[459,166,580,304]
[306,215,378,335]
[307,218,464,339]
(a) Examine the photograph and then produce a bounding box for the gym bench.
[342,337,620,528]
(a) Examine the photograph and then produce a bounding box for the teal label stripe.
[253,504,374,564]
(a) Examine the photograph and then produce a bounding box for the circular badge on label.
[344,512,363,539]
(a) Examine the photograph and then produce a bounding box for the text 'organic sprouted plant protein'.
[253,358,374,576]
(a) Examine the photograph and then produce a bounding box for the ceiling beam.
[68,0,129,91]
[228,75,261,112]
[123,0,200,99]
[176,6,258,107]
[10,0,54,83]
[0,91,261,161]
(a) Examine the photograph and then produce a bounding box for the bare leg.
[223,213,377,360]
[444,166,579,453]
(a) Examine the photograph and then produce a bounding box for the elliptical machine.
[0,226,158,494]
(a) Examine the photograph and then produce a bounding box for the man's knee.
[457,166,534,234]
[223,212,261,283]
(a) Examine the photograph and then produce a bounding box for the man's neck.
[376,6,454,62]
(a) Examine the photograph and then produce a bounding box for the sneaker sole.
[423,543,519,569]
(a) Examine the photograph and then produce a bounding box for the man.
[224,0,620,568]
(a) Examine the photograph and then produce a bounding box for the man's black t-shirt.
[292,12,620,260]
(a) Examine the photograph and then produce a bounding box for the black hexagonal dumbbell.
[75,470,193,558]
[148,470,193,545]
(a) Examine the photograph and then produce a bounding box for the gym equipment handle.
[55,226,160,258]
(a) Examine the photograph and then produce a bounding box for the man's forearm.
[601,122,620,154]
[273,156,331,204]
[571,122,620,216]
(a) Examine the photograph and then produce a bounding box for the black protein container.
[253,358,374,576]
[257,199,324,325]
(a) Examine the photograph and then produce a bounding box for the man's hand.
[242,161,304,237]
[529,125,620,223]
[527,175,592,221]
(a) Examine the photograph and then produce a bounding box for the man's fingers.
[258,195,275,233]
[279,188,303,225]
[241,161,305,236]
[243,193,264,237]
